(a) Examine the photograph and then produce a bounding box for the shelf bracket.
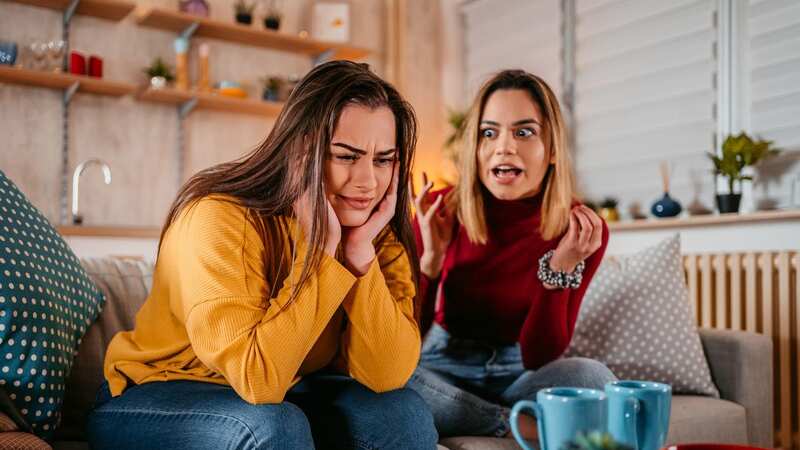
[180,22,200,41]
[63,82,80,105]
[64,0,80,26]
[179,98,198,119]
[312,49,336,67]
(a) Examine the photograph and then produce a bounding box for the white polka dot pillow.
[0,170,105,438]
[566,234,719,397]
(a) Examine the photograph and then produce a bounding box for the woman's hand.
[294,190,341,257]
[549,205,603,273]
[341,165,400,275]
[413,172,455,279]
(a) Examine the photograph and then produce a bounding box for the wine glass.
[28,41,47,70]
[46,40,66,72]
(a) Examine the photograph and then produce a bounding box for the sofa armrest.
[699,328,773,448]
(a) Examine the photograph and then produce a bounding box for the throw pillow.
[566,234,719,397]
[0,170,105,437]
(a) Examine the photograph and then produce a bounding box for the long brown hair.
[457,70,575,243]
[159,61,420,316]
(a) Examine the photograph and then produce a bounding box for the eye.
[515,128,535,138]
[335,154,358,163]
[374,156,396,167]
[480,128,497,139]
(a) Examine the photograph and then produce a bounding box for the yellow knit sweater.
[103,196,421,403]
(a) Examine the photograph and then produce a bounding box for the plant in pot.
[261,75,284,102]
[707,132,780,214]
[443,108,467,163]
[598,197,620,222]
[143,57,175,89]
[234,0,256,25]
[263,0,282,30]
[563,431,632,450]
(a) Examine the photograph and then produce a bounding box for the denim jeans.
[87,373,438,450]
[407,324,617,438]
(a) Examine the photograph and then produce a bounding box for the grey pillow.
[566,234,719,397]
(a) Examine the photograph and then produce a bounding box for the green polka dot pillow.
[0,170,105,438]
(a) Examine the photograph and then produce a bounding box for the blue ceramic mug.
[0,42,17,65]
[605,381,672,450]
[511,387,608,450]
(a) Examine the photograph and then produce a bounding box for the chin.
[336,210,371,228]
[485,183,528,201]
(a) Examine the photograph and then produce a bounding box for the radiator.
[684,251,799,450]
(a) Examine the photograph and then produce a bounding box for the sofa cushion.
[0,431,52,449]
[666,395,747,445]
[0,171,105,438]
[566,234,719,397]
[54,257,153,441]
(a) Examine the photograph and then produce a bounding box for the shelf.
[135,7,370,61]
[608,208,800,232]
[7,0,136,21]
[137,86,284,116]
[57,225,161,238]
[0,65,136,96]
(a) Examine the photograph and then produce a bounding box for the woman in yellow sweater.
[87,61,437,450]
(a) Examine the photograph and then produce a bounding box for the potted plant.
[263,0,282,30]
[598,197,619,222]
[563,431,632,450]
[443,108,467,163]
[234,0,255,25]
[178,0,209,17]
[707,132,780,214]
[143,57,175,89]
[261,75,284,102]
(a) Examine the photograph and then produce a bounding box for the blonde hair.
[456,70,575,244]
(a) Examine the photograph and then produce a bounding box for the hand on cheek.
[293,190,341,257]
[341,165,399,275]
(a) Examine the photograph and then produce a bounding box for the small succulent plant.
[561,432,633,450]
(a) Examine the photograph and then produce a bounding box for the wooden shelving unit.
[7,0,136,21]
[608,209,800,232]
[0,65,136,97]
[135,7,371,61]
[137,86,284,116]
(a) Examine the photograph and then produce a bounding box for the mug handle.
[624,397,641,450]
[510,400,546,450]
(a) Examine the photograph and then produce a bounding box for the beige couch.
[2,256,774,450]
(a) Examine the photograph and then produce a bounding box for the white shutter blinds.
[573,0,718,212]
[746,0,800,208]
[461,0,563,98]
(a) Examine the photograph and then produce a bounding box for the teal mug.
[511,387,608,450]
[606,381,672,450]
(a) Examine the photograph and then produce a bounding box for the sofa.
[0,256,773,450]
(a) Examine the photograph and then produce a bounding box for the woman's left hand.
[549,205,604,273]
[341,165,399,275]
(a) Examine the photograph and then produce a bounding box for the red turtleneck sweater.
[413,187,608,370]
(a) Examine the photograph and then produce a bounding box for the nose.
[351,158,378,192]
[493,130,517,156]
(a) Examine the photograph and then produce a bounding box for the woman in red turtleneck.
[407,70,616,441]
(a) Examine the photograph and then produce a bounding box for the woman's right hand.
[412,172,455,279]
[294,190,341,257]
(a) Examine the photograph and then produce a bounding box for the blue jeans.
[407,324,617,438]
[88,373,438,450]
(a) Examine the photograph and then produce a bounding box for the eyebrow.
[480,118,541,127]
[332,142,397,156]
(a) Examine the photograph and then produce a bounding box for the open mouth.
[491,164,523,182]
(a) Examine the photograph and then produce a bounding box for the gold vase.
[599,207,619,222]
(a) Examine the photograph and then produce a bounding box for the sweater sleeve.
[413,215,440,337]
[518,220,609,370]
[175,199,357,404]
[336,230,421,392]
